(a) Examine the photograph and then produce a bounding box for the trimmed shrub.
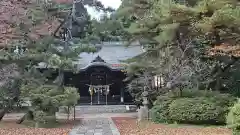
[168,97,227,124]
[226,99,240,135]
[169,89,235,101]
[150,96,174,123]
[150,89,236,125]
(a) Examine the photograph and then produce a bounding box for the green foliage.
[168,89,236,102]
[150,89,236,125]
[0,0,119,123]
[169,97,227,124]
[60,87,79,120]
[0,88,10,109]
[81,15,129,42]
[127,78,144,100]
[22,85,61,112]
[21,83,79,125]
[33,110,58,127]
[61,87,80,106]
[116,0,240,93]
[150,95,174,123]
[227,99,240,135]
[33,110,47,123]
[0,66,21,110]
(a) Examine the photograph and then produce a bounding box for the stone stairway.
[59,105,137,114]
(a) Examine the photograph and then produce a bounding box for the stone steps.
[59,105,137,114]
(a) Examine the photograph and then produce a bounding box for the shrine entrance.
[88,65,112,105]
[89,85,111,105]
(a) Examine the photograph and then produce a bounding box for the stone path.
[4,112,136,135]
[69,118,120,135]
[3,112,136,121]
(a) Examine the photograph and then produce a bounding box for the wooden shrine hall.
[38,42,144,105]
[38,1,145,105]
[66,42,144,105]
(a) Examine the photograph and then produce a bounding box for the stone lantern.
[138,86,149,121]
[142,87,149,109]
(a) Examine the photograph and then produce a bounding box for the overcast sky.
[85,0,122,19]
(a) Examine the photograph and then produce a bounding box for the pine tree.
[0,0,111,124]
[116,0,240,95]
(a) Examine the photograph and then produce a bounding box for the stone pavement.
[69,118,120,135]
[4,112,137,135]
[3,112,137,120]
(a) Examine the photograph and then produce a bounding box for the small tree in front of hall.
[20,74,80,127]
[61,87,80,120]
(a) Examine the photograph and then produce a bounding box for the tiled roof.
[77,42,144,70]
[37,42,144,70]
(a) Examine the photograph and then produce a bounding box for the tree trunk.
[67,106,70,120]
[0,108,7,121]
[35,122,39,128]
[196,81,200,90]
[214,68,222,90]
[215,77,221,90]
[16,114,26,124]
[16,110,34,124]
[73,105,76,120]
[179,86,183,97]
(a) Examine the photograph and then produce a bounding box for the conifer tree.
[116,0,240,96]
[0,0,112,124]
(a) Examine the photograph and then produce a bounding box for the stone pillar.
[120,87,124,104]
[138,86,149,122]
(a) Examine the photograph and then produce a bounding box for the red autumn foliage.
[208,43,240,57]
[112,117,231,135]
[0,0,27,47]
[1,0,239,57]
[0,119,79,135]
[0,0,74,48]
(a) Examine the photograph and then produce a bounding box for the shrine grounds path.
[1,113,135,135]
[1,112,232,135]
[69,118,120,135]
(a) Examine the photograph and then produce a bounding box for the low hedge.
[150,89,236,125]
[150,96,174,123]
[169,97,227,124]
[226,99,240,135]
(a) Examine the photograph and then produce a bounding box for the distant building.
[38,41,144,105]
[74,42,144,105]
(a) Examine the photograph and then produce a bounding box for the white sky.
[98,0,122,9]
[85,0,122,19]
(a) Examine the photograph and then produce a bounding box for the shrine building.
[74,42,144,105]
[37,1,145,105]
[39,42,144,105]
[67,42,144,105]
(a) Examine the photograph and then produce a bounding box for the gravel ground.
[112,117,232,135]
[0,120,78,135]
[0,128,70,135]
